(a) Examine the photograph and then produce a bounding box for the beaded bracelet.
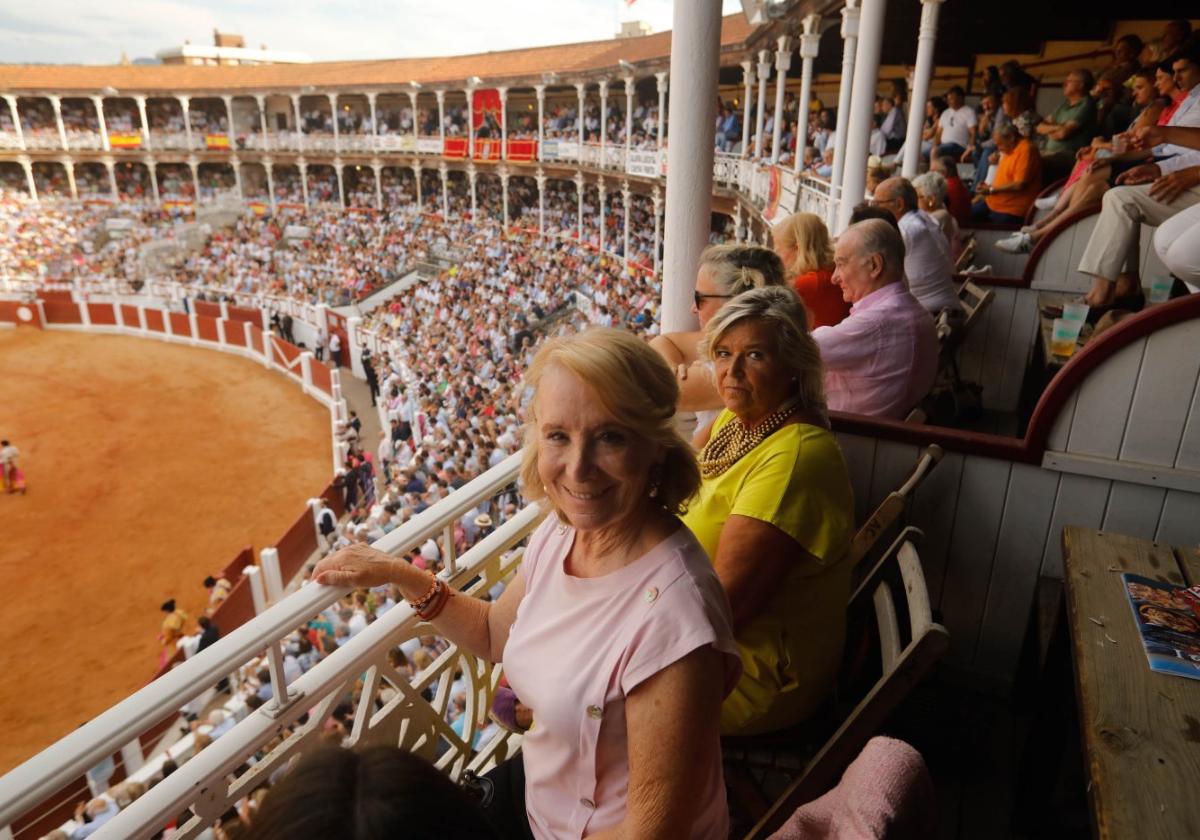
[406,576,439,613]
[418,583,452,622]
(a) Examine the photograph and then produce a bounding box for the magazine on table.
[1122,573,1200,681]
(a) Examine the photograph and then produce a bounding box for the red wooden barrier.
[120,304,139,326]
[222,318,246,347]
[87,303,116,325]
[275,508,317,583]
[195,314,219,343]
[168,312,190,336]
[193,301,222,319]
[227,305,260,324]
[42,301,81,324]
[311,359,332,394]
[144,308,165,332]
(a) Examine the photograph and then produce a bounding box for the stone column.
[63,157,77,199]
[264,159,276,210]
[373,161,383,210]
[662,0,721,331]
[367,92,378,147]
[189,157,201,204]
[499,86,508,160]
[837,0,887,232]
[135,95,150,150]
[830,0,861,210]
[298,159,309,207]
[468,165,478,218]
[232,156,243,200]
[652,185,663,278]
[466,87,476,162]
[334,160,345,208]
[50,96,68,151]
[147,158,160,204]
[535,85,546,161]
[92,95,110,151]
[623,76,635,166]
[536,168,546,236]
[598,80,609,168]
[328,93,340,152]
[291,94,304,152]
[621,181,631,271]
[223,94,235,142]
[793,15,822,175]
[770,36,792,165]
[575,83,586,156]
[434,90,444,150]
[739,61,755,157]
[598,179,607,252]
[499,167,510,234]
[753,50,771,159]
[655,72,668,152]
[413,162,423,214]
[3,96,23,151]
[19,157,36,202]
[902,0,945,178]
[104,158,117,198]
[255,94,269,150]
[180,95,193,150]
[439,162,449,217]
[574,172,584,241]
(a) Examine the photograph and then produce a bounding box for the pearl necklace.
[698,398,801,479]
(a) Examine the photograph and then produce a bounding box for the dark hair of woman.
[244,745,498,840]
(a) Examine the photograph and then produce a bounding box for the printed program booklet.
[1122,573,1200,681]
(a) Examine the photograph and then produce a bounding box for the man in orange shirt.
[971,123,1042,224]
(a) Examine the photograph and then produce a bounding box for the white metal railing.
[0,450,533,839]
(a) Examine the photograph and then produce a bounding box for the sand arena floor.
[0,328,332,774]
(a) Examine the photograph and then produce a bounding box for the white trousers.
[1154,200,1200,290]
[1077,182,1200,280]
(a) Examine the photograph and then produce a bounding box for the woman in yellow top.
[680,286,855,736]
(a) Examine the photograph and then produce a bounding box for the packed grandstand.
[3,3,1200,839]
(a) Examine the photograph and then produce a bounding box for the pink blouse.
[503,515,741,839]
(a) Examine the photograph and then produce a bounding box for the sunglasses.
[694,291,734,308]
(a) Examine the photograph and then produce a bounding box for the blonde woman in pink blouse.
[314,328,741,839]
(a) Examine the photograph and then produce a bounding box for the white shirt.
[0,444,17,465]
[898,210,961,313]
[938,105,976,148]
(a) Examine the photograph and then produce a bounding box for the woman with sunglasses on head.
[649,244,788,445]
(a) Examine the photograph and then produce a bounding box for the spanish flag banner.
[109,133,142,149]
[205,134,231,150]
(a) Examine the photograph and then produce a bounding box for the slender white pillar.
[373,162,383,210]
[20,157,36,202]
[189,159,201,204]
[232,157,243,200]
[146,157,160,204]
[574,172,584,241]
[414,163,423,213]
[92,96,110,151]
[739,61,755,157]
[3,96,23,151]
[291,94,304,152]
[655,72,668,152]
[662,0,721,332]
[753,50,771,159]
[256,94,268,150]
[837,0,888,232]
[598,80,609,168]
[439,163,449,217]
[770,36,792,165]
[652,186,663,278]
[623,76,635,165]
[575,83,586,155]
[830,0,860,209]
[434,90,444,150]
[535,85,546,161]
[598,180,607,253]
[536,169,546,236]
[264,160,276,210]
[499,87,508,160]
[500,169,510,233]
[622,183,631,271]
[468,166,478,218]
[367,92,378,145]
[223,94,235,143]
[902,0,945,178]
[793,16,821,175]
[299,160,309,207]
[104,158,117,198]
[334,161,345,208]
[63,158,77,199]
[466,87,476,162]
[135,95,150,149]
[328,93,340,152]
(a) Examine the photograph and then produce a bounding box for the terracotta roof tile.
[0,14,754,95]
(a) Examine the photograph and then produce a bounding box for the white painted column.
[104,158,117,198]
[575,83,586,156]
[574,172,584,241]
[466,87,476,162]
[50,96,68,151]
[793,16,821,175]
[902,0,945,178]
[734,201,744,242]
[598,80,609,168]
[413,162,423,213]
[500,167,510,233]
[433,90,444,150]
[299,160,309,207]
[622,182,631,271]
[536,169,546,236]
[837,0,888,232]
[373,161,383,210]
[662,0,722,332]
[63,158,77,199]
[535,85,546,161]
[753,50,771,160]
[291,94,303,152]
[3,96,23,151]
[256,94,269,150]
[652,186,663,278]
[19,157,36,202]
[830,0,861,211]
[232,157,243,200]
[770,36,792,165]
[623,76,635,166]
[180,95,193,150]
[468,165,477,218]
[334,161,345,208]
[739,61,755,157]
[264,160,276,210]
[656,72,668,152]
[135,95,150,150]
[439,162,449,217]
[367,92,378,148]
[328,93,340,152]
[189,158,201,204]
[598,179,607,252]
[499,86,508,160]
[92,96,110,151]
[223,94,235,143]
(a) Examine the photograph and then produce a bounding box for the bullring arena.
[2,3,1200,839]
[0,327,331,774]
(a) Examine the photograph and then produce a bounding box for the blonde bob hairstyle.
[698,286,828,417]
[770,211,836,277]
[698,243,788,297]
[519,327,701,518]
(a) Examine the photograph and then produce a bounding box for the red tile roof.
[0,14,755,95]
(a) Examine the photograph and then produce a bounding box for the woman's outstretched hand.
[312,543,401,589]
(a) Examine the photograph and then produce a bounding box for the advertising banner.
[625,149,660,178]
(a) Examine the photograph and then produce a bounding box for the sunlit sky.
[1,0,744,65]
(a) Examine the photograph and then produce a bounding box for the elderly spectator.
[814,220,939,418]
[912,171,962,259]
[681,286,854,735]
[313,328,740,839]
[68,796,119,840]
[1037,69,1100,181]
[871,177,960,313]
[931,155,973,223]
[933,86,977,162]
[1076,44,1200,309]
[972,122,1043,224]
[771,212,849,329]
